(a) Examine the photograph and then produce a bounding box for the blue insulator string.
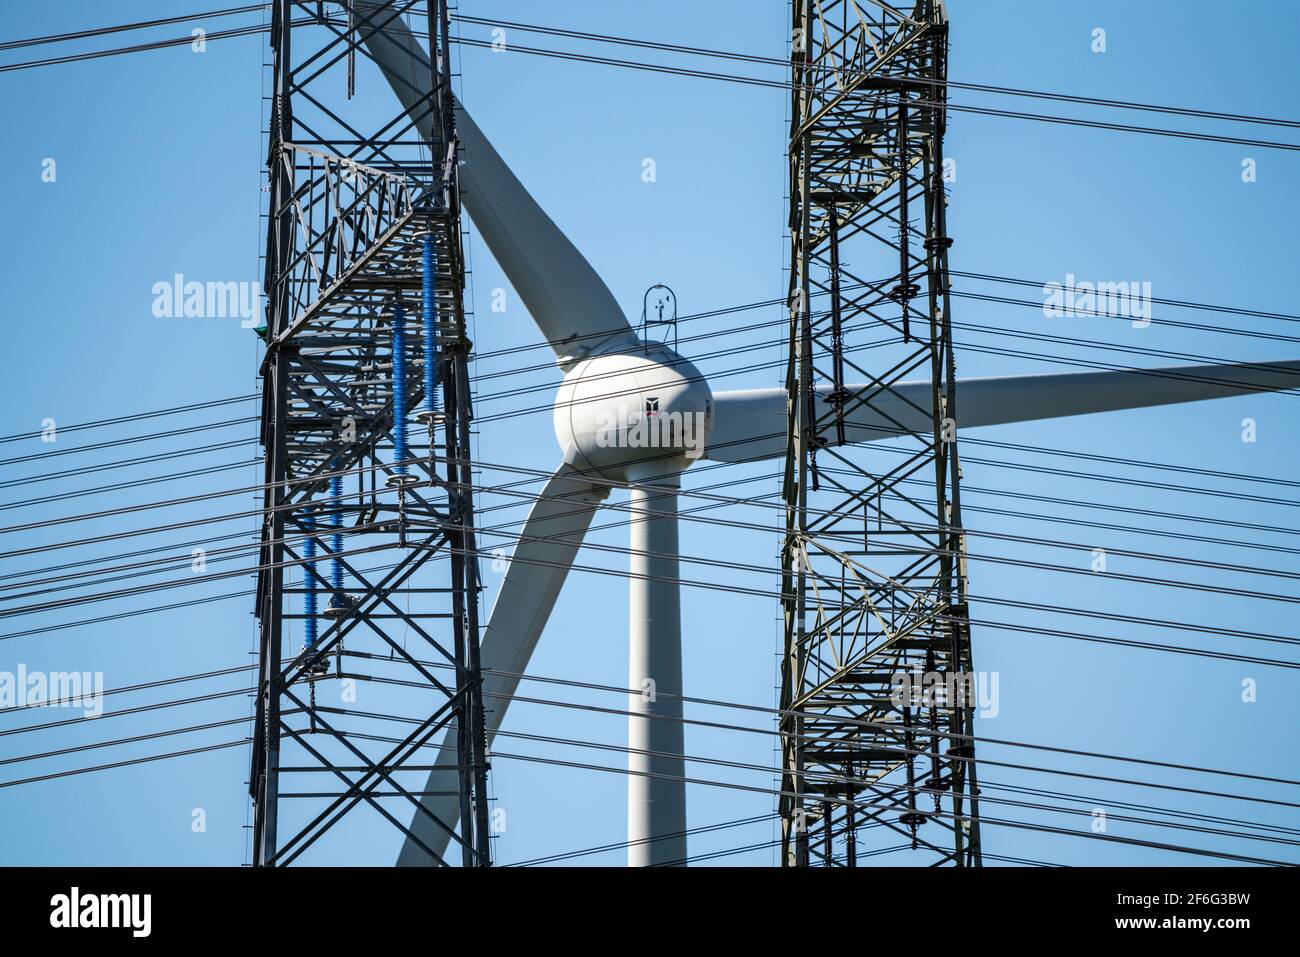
[391,301,409,475]
[421,234,441,418]
[330,470,343,593]
[302,512,318,652]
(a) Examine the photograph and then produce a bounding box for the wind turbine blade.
[351,3,637,362]
[396,460,605,865]
[704,359,1300,462]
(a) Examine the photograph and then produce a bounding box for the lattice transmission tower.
[250,0,491,866]
[780,0,983,867]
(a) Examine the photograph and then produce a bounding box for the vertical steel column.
[432,0,493,867]
[250,0,293,866]
[925,38,983,863]
[779,0,813,868]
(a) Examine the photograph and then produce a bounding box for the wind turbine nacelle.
[554,343,713,478]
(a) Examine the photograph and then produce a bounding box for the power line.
[7,10,1300,154]
[505,812,781,867]
[0,436,259,492]
[0,416,256,469]
[443,34,1300,153]
[5,466,1297,635]
[3,432,1292,603]
[0,458,260,514]
[4,451,1296,672]
[451,13,1300,133]
[0,393,257,445]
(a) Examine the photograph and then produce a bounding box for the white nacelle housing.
[554,343,713,478]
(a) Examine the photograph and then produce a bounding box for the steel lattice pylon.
[250,0,491,866]
[780,0,983,867]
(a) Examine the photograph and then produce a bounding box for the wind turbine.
[351,7,1300,866]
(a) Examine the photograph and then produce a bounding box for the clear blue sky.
[1,0,1296,866]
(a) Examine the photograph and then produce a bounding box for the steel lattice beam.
[781,0,982,867]
[250,0,491,866]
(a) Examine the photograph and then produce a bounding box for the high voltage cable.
[3,463,1294,604]
[11,306,1293,517]
[5,11,1300,154]
[0,663,256,719]
[3,451,1296,646]
[328,705,1300,852]
[8,547,1291,676]
[460,463,1300,587]
[465,315,1300,428]
[1,713,258,768]
[472,302,1297,408]
[0,436,259,492]
[0,393,257,445]
[478,723,1300,815]
[5,435,1295,598]
[471,271,1300,385]
[8,722,1284,866]
[446,456,1300,585]
[357,655,1300,803]
[478,736,1300,850]
[477,749,1296,866]
[4,464,1298,629]
[5,460,1295,663]
[467,274,1300,369]
[22,294,1292,464]
[0,16,312,74]
[472,339,1299,431]
[0,458,260,514]
[980,780,1300,842]
[5,666,1267,828]
[919,470,1298,539]
[460,286,1300,403]
[0,526,259,587]
[450,14,1300,133]
[442,35,1300,153]
[954,271,1300,324]
[8,549,1290,671]
[7,340,1289,527]
[0,738,253,790]
[468,316,1300,418]
[0,319,1284,538]
[9,411,1297,553]
[2,436,1291,602]
[5,310,1279,501]
[0,416,256,468]
[505,813,781,867]
[12,6,1297,134]
[0,522,333,601]
[465,295,1300,409]
[954,338,1300,407]
[0,455,405,544]
[2,655,1289,863]
[2,546,1289,738]
[13,462,1297,623]
[12,652,1296,813]
[0,5,269,53]
[952,289,1300,344]
[953,326,1300,396]
[5,332,1284,540]
[289,712,1300,863]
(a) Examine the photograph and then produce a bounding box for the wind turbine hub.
[554,342,713,479]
